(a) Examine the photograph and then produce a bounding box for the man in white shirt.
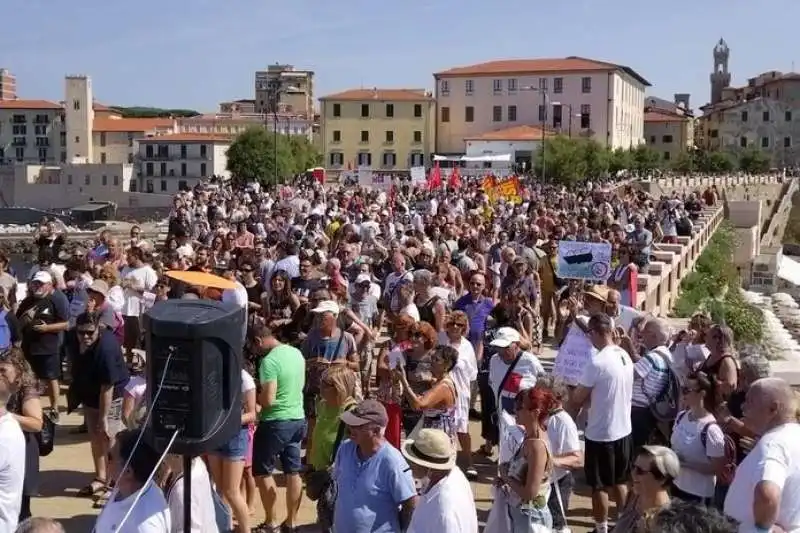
[403,428,478,533]
[570,313,634,533]
[0,377,24,532]
[163,456,219,533]
[725,378,800,533]
[120,247,158,363]
[488,327,545,416]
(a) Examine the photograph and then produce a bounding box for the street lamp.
[521,85,549,181]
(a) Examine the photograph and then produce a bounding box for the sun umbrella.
[165,270,238,290]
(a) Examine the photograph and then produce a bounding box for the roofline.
[433,56,651,87]
[137,137,232,143]
[319,91,433,102]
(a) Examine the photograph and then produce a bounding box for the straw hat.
[401,429,456,471]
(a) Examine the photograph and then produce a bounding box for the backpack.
[677,411,738,485]
[642,347,682,423]
[0,310,10,350]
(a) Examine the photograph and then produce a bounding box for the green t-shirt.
[309,398,355,471]
[258,344,306,422]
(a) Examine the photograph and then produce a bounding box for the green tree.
[696,150,735,173]
[738,147,771,174]
[534,136,586,184]
[670,150,695,174]
[630,145,662,175]
[581,139,610,178]
[112,106,199,118]
[226,128,293,185]
[608,148,634,175]
[285,135,322,175]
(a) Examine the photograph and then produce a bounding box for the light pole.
[266,79,299,185]
[521,85,548,182]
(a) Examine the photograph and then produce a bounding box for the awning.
[433,154,513,163]
[71,203,111,212]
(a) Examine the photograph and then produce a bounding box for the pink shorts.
[245,424,255,467]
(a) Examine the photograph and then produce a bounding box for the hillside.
[111,106,200,118]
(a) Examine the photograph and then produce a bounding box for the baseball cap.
[489,327,522,348]
[31,271,53,285]
[355,274,371,285]
[311,300,340,315]
[340,399,389,427]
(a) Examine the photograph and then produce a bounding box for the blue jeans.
[252,419,306,476]
[214,426,248,461]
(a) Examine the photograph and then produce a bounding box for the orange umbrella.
[165,270,238,290]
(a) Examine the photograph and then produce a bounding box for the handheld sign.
[556,241,612,281]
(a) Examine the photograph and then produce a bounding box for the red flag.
[427,161,442,191]
[448,166,462,189]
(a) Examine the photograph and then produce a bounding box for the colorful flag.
[448,166,462,189]
[427,161,442,191]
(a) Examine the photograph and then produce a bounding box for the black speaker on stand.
[143,299,245,533]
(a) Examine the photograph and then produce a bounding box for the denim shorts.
[252,419,306,476]
[214,426,249,461]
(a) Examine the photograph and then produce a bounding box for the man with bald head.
[725,377,800,532]
[605,288,640,334]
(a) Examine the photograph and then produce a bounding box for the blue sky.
[3,0,799,112]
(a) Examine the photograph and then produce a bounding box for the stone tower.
[710,38,731,105]
[64,75,94,163]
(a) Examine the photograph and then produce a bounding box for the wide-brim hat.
[401,429,456,471]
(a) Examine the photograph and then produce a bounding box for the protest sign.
[410,166,427,185]
[357,168,391,190]
[556,240,612,280]
[553,322,595,385]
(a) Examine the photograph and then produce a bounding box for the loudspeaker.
[142,299,244,456]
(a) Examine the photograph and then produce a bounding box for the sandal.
[77,478,106,498]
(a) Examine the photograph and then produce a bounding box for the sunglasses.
[446,321,466,329]
[77,329,97,337]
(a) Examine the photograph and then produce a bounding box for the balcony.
[11,138,26,147]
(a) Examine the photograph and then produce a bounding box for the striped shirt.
[632,346,672,408]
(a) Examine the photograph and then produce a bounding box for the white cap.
[489,327,522,348]
[355,274,371,285]
[31,271,53,284]
[311,300,340,316]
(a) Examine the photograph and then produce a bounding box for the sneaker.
[48,408,60,425]
[464,467,478,481]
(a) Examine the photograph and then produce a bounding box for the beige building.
[177,111,314,142]
[255,64,314,117]
[644,106,694,163]
[319,88,435,172]
[219,99,256,114]
[0,99,64,165]
[136,133,231,194]
[0,69,16,101]
[433,56,650,154]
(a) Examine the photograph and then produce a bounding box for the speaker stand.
[183,454,192,533]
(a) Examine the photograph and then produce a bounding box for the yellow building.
[644,109,694,162]
[319,88,435,173]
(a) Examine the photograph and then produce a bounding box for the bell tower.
[710,38,731,105]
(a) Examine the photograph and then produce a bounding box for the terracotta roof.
[434,56,651,87]
[0,99,62,110]
[137,133,232,143]
[320,88,432,101]
[644,110,689,123]
[93,117,175,132]
[465,125,556,142]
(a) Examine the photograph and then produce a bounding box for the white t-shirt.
[94,482,171,533]
[725,422,800,532]
[578,344,634,442]
[399,303,420,321]
[547,409,582,481]
[671,410,725,498]
[120,265,158,317]
[407,467,478,533]
[166,459,219,533]
[488,351,544,416]
[241,369,255,394]
[0,413,24,532]
[439,334,478,433]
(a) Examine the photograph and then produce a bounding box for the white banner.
[357,168,391,190]
[410,166,427,185]
[556,240,612,281]
[553,322,595,386]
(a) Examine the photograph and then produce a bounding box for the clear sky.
[3,0,799,112]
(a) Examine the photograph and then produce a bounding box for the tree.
[630,145,662,175]
[696,150,735,173]
[226,128,293,185]
[738,147,771,174]
[112,106,199,118]
[581,139,610,178]
[533,136,587,184]
[285,135,322,175]
[608,148,634,175]
[670,150,695,174]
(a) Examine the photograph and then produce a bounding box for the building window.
[145,180,154,193]
[12,125,26,136]
[99,133,106,147]
[181,163,187,176]
[160,180,167,192]
[508,105,517,122]
[553,77,563,93]
[492,106,502,122]
[329,152,343,166]
[180,145,187,159]
[581,77,591,93]
[84,175,90,185]
[762,136,770,148]
[539,78,548,91]
[763,111,770,122]
[357,152,372,166]
[710,129,719,138]
[440,80,449,96]
[465,80,474,95]
[538,105,546,122]
[360,130,369,143]
[414,104,422,118]
[662,135,673,143]
[114,175,120,186]
[62,152,67,163]
[385,130,394,143]
[200,145,207,158]
[333,103,341,117]
[75,136,80,144]
[664,151,671,160]
[361,104,369,118]
[100,152,107,163]
[14,148,23,161]
[332,130,341,143]
[786,111,793,122]
[508,79,517,93]
[200,162,207,175]
[128,134,134,147]
[741,111,748,122]
[580,104,591,129]
[785,136,792,148]
[160,163,167,176]
[493,79,502,94]
[410,152,424,167]
[67,174,72,185]
[441,107,450,123]
[385,104,394,118]
[382,152,396,167]
[740,136,748,147]
[465,106,474,122]
[649,135,656,144]
[38,148,48,162]
[145,163,153,176]
[73,100,80,111]
[178,180,187,190]
[552,105,562,128]
[413,131,422,143]
[102,175,107,186]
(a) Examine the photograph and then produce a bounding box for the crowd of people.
[0,172,794,533]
